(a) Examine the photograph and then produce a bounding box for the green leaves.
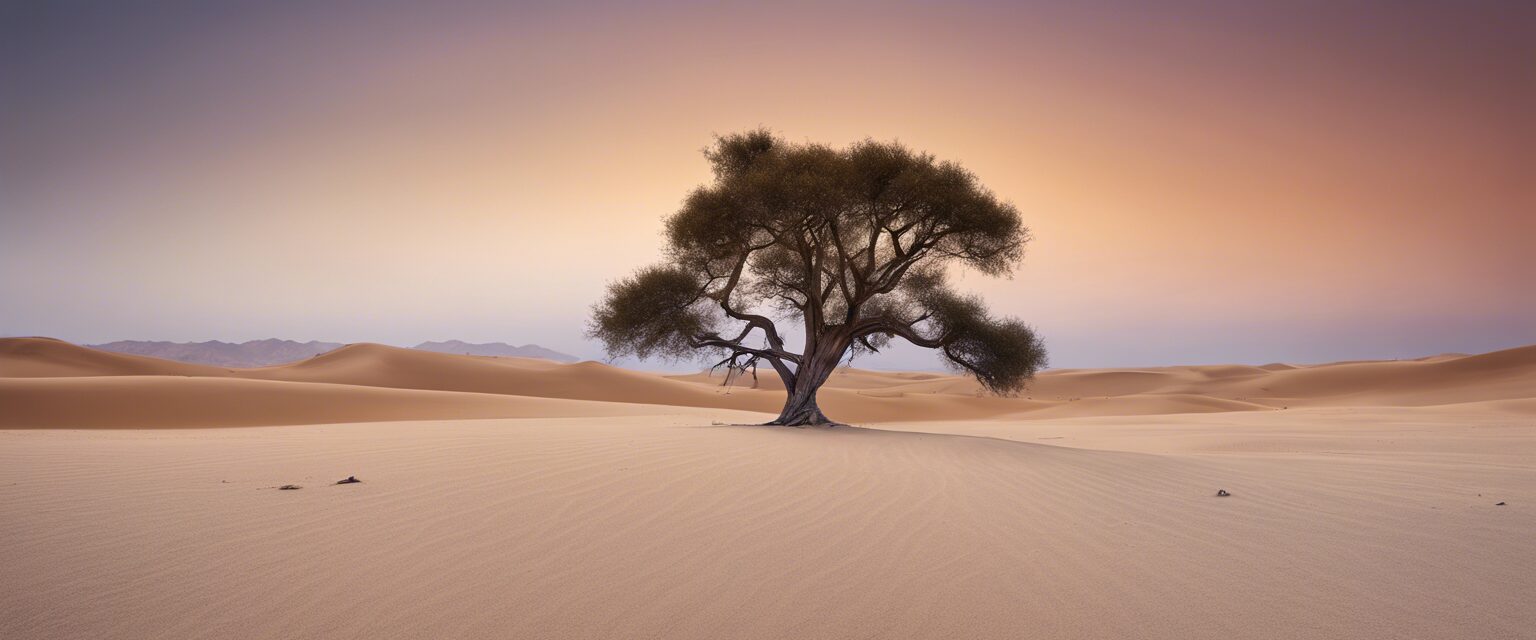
[701,128,779,179]
[671,131,1028,299]
[922,288,1048,395]
[588,266,711,360]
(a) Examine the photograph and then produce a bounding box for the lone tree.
[590,130,1047,426]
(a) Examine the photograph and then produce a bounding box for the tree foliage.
[590,129,1047,424]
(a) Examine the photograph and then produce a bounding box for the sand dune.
[2,337,1533,428]
[0,376,762,429]
[254,343,758,408]
[0,337,228,378]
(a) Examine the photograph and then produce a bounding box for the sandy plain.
[2,337,1532,639]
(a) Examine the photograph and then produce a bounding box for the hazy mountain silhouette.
[88,339,581,367]
[89,339,345,368]
[412,340,579,362]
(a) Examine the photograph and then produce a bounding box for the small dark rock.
[1495,501,1506,506]
[279,484,302,490]
[1216,489,1231,497]
[336,476,361,485]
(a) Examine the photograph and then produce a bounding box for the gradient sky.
[2,0,1532,369]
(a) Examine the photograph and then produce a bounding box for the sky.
[2,0,1532,369]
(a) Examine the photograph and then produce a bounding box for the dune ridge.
[2,337,1533,428]
[1,337,229,378]
[0,376,764,429]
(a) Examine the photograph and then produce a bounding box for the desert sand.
[2,337,1533,639]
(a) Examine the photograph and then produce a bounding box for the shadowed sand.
[1,338,1533,639]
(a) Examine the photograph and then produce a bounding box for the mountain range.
[412,340,579,362]
[87,339,579,367]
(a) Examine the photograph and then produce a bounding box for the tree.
[589,129,1047,426]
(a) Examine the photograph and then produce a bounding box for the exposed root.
[764,409,844,428]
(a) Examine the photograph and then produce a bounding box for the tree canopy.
[590,129,1046,425]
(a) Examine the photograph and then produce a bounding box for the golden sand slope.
[0,376,759,429]
[1,337,1533,428]
[1,411,1530,639]
[0,336,227,377]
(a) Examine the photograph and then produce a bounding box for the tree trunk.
[768,385,836,426]
[766,342,845,427]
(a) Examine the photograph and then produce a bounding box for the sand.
[2,338,1533,639]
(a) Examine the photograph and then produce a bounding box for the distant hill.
[413,340,579,363]
[85,339,582,367]
[88,339,344,368]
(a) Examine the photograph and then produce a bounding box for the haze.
[3,0,1531,368]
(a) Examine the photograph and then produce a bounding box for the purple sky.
[2,1,1532,369]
